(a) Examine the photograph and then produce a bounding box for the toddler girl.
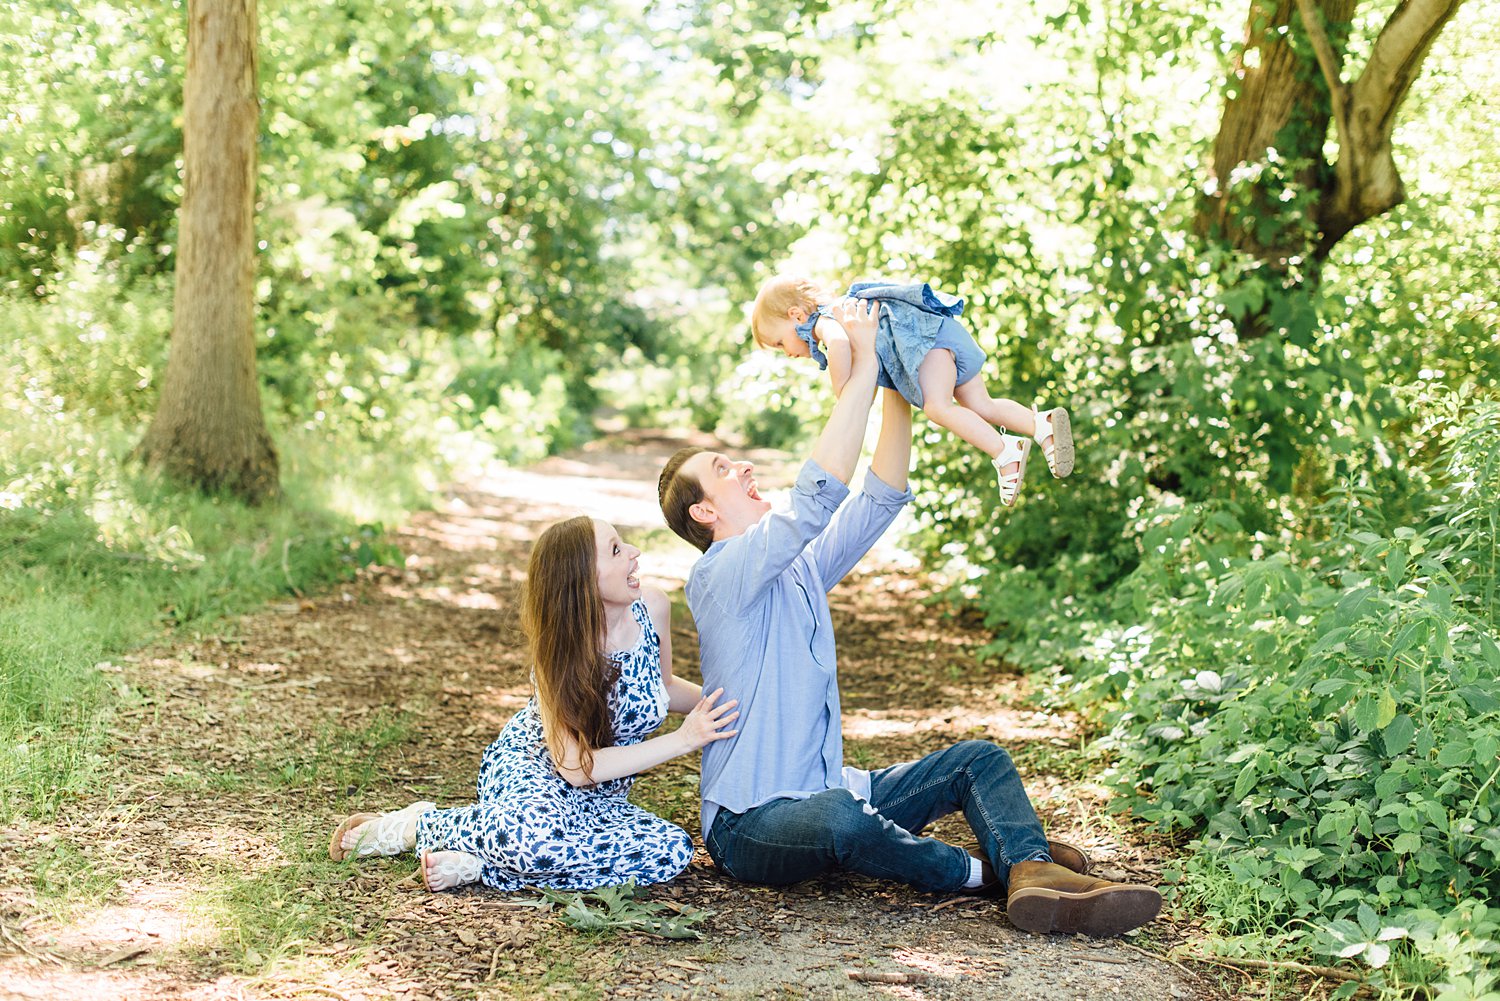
[751,274,1073,506]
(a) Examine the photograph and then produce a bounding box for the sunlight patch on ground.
[39,881,211,957]
[0,969,239,1001]
[405,584,504,611]
[469,468,665,531]
[475,686,532,710]
[401,512,508,552]
[843,706,1074,741]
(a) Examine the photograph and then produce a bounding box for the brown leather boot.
[1046,839,1091,875]
[965,839,1092,895]
[1005,861,1162,936]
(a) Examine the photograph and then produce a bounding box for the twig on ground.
[1175,951,1370,988]
[846,969,929,984]
[1122,943,1206,983]
[279,986,350,1001]
[929,896,984,912]
[0,923,65,966]
[95,946,150,967]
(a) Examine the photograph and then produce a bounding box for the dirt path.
[0,429,1229,1001]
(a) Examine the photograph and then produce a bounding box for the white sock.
[962,857,987,889]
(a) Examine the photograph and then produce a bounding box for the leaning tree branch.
[1314,0,1467,255]
[1293,0,1352,150]
[1352,0,1465,136]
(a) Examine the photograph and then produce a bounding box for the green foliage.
[715,2,1498,993]
[2,0,1497,993]
[979,397,1499,990]
[528,881,712,940]
[0,252,435,819]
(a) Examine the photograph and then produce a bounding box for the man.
[657,299,1160,936]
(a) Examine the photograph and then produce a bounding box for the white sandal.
[336,801,435,858]
[991,435,1031,507]
[422,850,483,892]
[1033,406,1074,478]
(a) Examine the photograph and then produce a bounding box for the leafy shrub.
[977,396,1499,991]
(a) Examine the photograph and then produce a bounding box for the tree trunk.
[137,0,278,502]
[1197,0,1355,276]
[1197,0,1467,299]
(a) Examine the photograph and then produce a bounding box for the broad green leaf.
[1437,741,1471,768]
[1233,762,1259,801]
[1458,686,1500,714]
[1376,691,1398,730]
[1382,714,1415,756]
[1481,633,1500,669]
[1384,548,1408,589]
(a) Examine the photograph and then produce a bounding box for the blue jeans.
[704,740,1050,894]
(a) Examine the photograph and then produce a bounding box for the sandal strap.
[352,801,435,857]
[991,438,1031,507]
[425,851,483,891]
[1032,405,1055,446]
[993,434,1027,466]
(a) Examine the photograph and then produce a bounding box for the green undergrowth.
[967,392,1500,998]
[529,881,712,940]
[0,437,413,822]
[0,272,440,824]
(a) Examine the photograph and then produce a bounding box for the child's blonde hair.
[751,275,829,348]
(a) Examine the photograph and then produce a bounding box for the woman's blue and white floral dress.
[412,599,694,890]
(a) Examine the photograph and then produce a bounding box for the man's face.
[683,450,770,538]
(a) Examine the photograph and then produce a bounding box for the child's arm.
[820,318,854,398]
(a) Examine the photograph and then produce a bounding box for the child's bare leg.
[920,353,1031,506]
[954,378,1034,437]
[918,351,1007,457]
[958,380,1073,476]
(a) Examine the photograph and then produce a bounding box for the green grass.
[28,836,128,917]
[265,709,416,794]
[0,418,426,823]
[198,836,393,977]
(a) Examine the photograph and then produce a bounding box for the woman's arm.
[550,688,739,788]
[646,585,701,714]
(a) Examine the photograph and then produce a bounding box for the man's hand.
[836,297,880,360]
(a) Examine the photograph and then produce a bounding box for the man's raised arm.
[869,388,912,492]
[808,299,880,484]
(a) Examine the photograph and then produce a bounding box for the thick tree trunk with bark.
[137,0,278,501]
[1199,0,1353,268]
[1197,0,1466,309]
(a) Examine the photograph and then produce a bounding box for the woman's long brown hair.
[522,516,619,784]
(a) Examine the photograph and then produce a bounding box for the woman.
[328,516,739,892]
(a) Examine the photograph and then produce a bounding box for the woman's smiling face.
[593,519,641,605]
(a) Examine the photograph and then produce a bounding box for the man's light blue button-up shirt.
[686,460,914,836]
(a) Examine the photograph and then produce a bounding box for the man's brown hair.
[658,446,714,552]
